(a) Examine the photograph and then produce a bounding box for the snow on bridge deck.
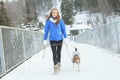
[1,41,120,80]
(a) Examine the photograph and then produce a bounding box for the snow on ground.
[1,41,120,80]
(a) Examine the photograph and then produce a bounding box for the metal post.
[0,28,6,74]
[100,27,103,48]
[21,31,26,59]
[116,22,120,53]
[31,32,36,55]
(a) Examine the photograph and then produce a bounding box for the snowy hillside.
[38,0,120,30]
[1,41,120,80]
[74,11,120,27]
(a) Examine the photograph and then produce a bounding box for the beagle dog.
[72,48,80,71]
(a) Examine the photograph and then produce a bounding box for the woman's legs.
[50,41,58,65]
[57,40,63,63]
[50,40,63,65]
[50,40,63,74]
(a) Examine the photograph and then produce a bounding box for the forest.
[0,0,120,27]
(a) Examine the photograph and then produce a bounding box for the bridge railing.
[0,26,44,77]
[76,21,120,54]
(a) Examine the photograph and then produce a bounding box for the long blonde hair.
[47,8,60,24]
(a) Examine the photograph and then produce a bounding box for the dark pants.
[50,40,63,65]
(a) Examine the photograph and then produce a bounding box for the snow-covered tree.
[0,0,10,26]
[61,0,75,25]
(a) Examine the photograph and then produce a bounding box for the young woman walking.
[43,8,67,74]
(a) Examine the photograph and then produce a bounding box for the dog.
[72,48,80,71]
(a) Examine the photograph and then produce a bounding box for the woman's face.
[52,10,58,18]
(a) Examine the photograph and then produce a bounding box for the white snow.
[1,0,120,79]
[74,11,120,27]
[1,41,120,80]
[69,23,92,30]
[74,11,89,24]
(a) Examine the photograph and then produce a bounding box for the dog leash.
[66,44,72,61]
[42,46,45,58]
[43,43,73,61]
[51,43,73,61]
[42,43,62,58]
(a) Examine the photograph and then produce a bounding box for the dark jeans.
[50,40,63,65]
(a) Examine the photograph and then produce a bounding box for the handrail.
[0,26,44,78]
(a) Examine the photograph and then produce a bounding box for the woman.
[43,8,67,74]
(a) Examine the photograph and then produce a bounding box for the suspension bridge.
[0,21,120,80]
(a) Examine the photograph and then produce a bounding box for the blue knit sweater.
[43,18,67,41]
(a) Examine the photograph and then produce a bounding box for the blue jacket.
[43,18,67,41]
